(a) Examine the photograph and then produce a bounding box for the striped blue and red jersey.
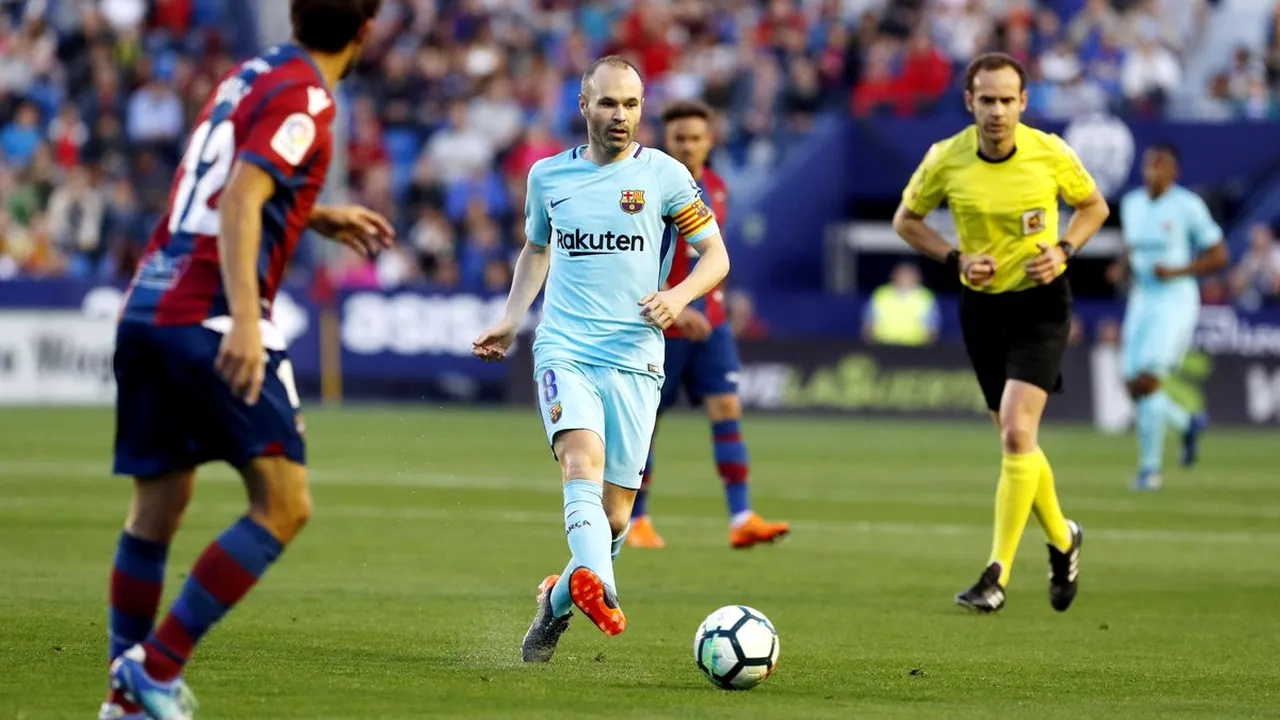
[121,44,336,333]
[664,167,729,339]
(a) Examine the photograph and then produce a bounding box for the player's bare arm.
[308,205,395,257]
[1155,242,1228,280]
[1026,188,1109,285]
[660,278,712,342]
[641,233,729,330]
[215,160,276,405]
[473,240,550,362]
[892,204,996,287]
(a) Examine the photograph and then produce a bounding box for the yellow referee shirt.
[901,123,1098,294]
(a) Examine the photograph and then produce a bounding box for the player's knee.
[126,472,195,543]
[554,431,606,482]
[244,459,312,544]
[253,484,312,544]
[999,421,1038,455]
[704,394,742,423]
[605,502,632,537]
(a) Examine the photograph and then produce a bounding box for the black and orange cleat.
[730,513,791,549]
[568,567,627,636]
[521,574,571,663]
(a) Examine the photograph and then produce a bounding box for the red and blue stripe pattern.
[143,517,283,680]
[712,420,751,516]
[109,533,171,662]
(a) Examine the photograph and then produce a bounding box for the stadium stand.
[0,0,1276,309]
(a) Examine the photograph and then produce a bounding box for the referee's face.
[966,67,1027,147]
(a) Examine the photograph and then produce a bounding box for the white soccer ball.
[693,605,779,690]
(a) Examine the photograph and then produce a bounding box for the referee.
[891,52,1111,613]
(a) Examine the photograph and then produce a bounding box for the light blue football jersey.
[1119,184,1223,302]
[526,144,721,376]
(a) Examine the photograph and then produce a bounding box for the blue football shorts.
[112,321,306,478]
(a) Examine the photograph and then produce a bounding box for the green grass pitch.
[1,407,1278,718]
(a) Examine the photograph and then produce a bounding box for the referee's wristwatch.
[1056,240,1077,264]
[945,248,961,274]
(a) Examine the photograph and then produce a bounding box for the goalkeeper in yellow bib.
[892,52,1111,613]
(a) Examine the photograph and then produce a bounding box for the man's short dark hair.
[964,52,1028,93]
[661,100,714,126]
[292,0,383,54]
[1148,142,1180,164]
[580,55,643,99]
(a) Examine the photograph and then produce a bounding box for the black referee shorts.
[959,275,1072,412]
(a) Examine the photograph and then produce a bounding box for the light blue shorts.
[1121,296,1199,380]
[532,359,661,490]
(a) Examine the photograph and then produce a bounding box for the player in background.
[1116,145,1226,491]
[102,2,388,718]
[892,53,1110,613]
[472,56,730,663]
[626,101,789,550]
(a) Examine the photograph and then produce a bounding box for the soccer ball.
[693,605,779,690]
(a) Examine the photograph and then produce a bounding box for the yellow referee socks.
[989,451,1040,587]
[1031,449,1073,552]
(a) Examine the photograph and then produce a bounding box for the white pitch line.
[2,489,1280,546]
[1,460,1277,522]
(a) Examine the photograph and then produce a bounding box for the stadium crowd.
[0,0,1277,312]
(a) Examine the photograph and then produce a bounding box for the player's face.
[665,117,712,175]
[1142,149,1177,191]
[966,67,1027,146]
[580,65,644,157]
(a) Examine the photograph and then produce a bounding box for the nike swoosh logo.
[550,197,571,209]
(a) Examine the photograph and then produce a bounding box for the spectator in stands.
[1267,7,1280,93]
[46,165,104,275]
[727,289,768,341]
[1229,224,1280,311]
[862,262,939,347]
[1121,22,1181,116]
[425,102,495,186]
[1225,45,1266,104]
[1068,0,1124,55]
[1,101,42,168]
[125,75,184,152]
[896,30,952,114]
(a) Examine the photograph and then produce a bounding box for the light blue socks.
[1136,394,1164,473]
[549,480,614,618]
[1137,392,1189,472]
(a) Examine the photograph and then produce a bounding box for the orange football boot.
[625,516,666,549]
[730,513,791,549]
[568,567,627,636]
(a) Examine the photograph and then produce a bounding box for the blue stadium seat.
[383,128,422,167]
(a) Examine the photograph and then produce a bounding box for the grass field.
[1,407,1278,719]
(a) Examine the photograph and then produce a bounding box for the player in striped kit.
[627,101,789,550]
[102,2,388,718]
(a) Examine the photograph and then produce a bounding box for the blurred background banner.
[3,0,1280,428]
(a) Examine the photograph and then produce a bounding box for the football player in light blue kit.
[472,55,728,661]
[1118,144,1228,491]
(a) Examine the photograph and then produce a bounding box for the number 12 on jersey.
[168,120,235,237]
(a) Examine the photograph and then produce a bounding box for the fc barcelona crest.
[549,401,563,424]
[620,189,646,214]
